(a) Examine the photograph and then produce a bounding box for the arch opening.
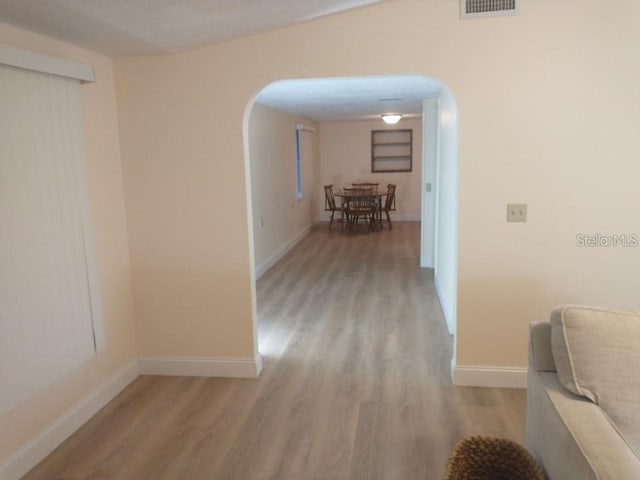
[242,74,459,374]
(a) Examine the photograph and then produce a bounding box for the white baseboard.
[453,365,527,389]
[0,361,139,480]
[138,355,262,378]
[0,353,262,480]
[255,225,312,280]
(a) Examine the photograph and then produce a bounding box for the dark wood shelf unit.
[371,129,412,173]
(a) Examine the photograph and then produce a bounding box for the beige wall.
[318,118,423,221]
[115,52,258,359]
[114,0,640,373]
[249,103,318,271]
[0,23,137,462]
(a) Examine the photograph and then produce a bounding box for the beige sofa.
[526,306,640,480]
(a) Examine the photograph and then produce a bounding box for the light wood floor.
[23,222,525,480]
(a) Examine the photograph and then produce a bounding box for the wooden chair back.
[384,184,396,211]
[343,186,375,231]
[324,184,337,211]
[352,182,379,192]
[341,184,395,231]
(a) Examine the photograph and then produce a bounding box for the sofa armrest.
[529,322,556,372]
[527,370,640,480]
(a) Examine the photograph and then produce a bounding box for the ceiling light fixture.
[381,113,402,125]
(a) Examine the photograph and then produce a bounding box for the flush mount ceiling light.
[381,113,402,125]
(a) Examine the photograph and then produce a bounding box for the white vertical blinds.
[299,130,314,200]
[0,64,102,417]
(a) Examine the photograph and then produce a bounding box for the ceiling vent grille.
[460,0,520,19]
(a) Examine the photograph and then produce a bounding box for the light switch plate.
[507,203,527,222]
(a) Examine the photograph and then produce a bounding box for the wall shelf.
[371,129,412,173]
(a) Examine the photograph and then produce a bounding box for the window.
[0,52,101,416]
[295,124,314,200]
[295,128,302,200]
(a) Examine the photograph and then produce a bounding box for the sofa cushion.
[550,306,640,457]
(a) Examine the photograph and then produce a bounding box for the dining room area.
[247,75,436,283]
[248,86,423,278]
[323,182,397,233]
[316,117,423,234]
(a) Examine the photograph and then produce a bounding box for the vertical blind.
[299,130,314,201]
[0,63,102,417]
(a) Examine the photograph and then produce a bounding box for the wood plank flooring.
[22,222,525,480]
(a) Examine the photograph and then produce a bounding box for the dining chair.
[353,183,380,227]
[378,184,397,230]
[323,184,345,231]
[344,186,376,231]
[352,182,379,191]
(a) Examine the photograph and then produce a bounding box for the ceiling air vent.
[460,0,520,19]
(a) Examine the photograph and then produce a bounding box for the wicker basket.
[443,436,545,480]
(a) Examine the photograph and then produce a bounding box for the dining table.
[334,188,388,231]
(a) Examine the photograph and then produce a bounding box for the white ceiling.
[256,76,442,122]
[0,0,388,56]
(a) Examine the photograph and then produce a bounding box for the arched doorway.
[242,74,459,372]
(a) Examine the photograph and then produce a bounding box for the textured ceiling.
[256,76,442,122]
[0,2,439,122]
[0,0,388,56]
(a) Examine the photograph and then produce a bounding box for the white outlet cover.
[507,203,527,222]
